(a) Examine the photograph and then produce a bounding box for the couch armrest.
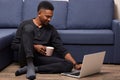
[0,29,16,71]
[112,19,120,63]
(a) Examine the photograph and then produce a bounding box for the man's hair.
[37,1,54,12]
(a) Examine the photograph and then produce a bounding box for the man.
[11,1,81,80]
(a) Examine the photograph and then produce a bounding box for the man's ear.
[38,11,41,16]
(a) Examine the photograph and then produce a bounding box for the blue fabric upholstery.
[23,0,68,29]
[49,1,68,29]
[67,0,114,29]
[0,0,120,71]
[0,0,23,28]
[0,29,16,70]
[0,29,16,50]
[112,20,120,63]
[0,0,22,70]
[64,45,114,63]
[0,47,13,71]
[58,30,113,44]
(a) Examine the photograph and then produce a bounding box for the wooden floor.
[0,63,120,80]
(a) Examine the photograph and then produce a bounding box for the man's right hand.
[34,44,46,55]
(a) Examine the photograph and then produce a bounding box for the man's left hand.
[74,64,81,70]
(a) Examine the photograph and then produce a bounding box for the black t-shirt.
[12,19,69,58]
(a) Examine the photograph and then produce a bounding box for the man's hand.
[34,44,46,55]
[74,64,81,70]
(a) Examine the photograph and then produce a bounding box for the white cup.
[46,46,54,56]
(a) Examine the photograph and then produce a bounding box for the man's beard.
[43,21,49,25]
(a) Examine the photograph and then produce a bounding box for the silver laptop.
[61,51,106,78]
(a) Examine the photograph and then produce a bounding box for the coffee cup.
[46,46,54,56]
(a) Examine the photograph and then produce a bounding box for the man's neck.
[33,18,42,28]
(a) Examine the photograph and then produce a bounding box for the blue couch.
[0,0,120,71]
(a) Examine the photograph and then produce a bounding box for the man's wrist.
[73,63,77,67]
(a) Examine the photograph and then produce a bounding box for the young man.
[11,1,81,80]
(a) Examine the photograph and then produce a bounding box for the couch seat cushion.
[58,30,113,44]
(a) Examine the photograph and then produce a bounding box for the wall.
[114,0,120,20]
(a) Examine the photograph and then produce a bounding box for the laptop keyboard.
[71,72,80,76]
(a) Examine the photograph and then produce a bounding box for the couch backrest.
[23,0,68,29]
[0,0,114,29]
[0,0,23,28]
[67,0,114,29]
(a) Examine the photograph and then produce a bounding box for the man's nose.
[48,18,51,22]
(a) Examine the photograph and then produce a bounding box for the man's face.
[38,9,53,25]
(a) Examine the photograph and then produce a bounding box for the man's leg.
[35,56,73,73]
[15,66,27,76]
[26,57,35,79]
[15,66,38,76]
[15,43,35,79]
[11,43,27,76]
[15,25,36,79]
[22,25,36,79]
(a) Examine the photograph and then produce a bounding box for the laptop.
[61,51,106,78]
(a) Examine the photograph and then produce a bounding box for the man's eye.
[46,16,52,18]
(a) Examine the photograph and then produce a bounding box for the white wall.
[114,0,120,20]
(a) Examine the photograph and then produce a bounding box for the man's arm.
[50,27,81,70]
[65,53,81,70]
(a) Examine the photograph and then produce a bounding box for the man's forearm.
[65,53,82,70]
[64,53,77,65]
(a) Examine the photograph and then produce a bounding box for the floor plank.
[0,63,120,80]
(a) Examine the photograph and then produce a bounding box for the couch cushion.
[67,0,114,29]
[58,30,113,44]
[23,0,68,29]
[0,29,16,50]
[0,0,23,28]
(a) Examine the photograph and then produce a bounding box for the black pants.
[11,25,73,73]
[34,55,73,73]
[12,44,73,73]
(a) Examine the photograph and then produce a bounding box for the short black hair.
[37,1,54,12]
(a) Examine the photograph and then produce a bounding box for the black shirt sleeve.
[50,27,69,58]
